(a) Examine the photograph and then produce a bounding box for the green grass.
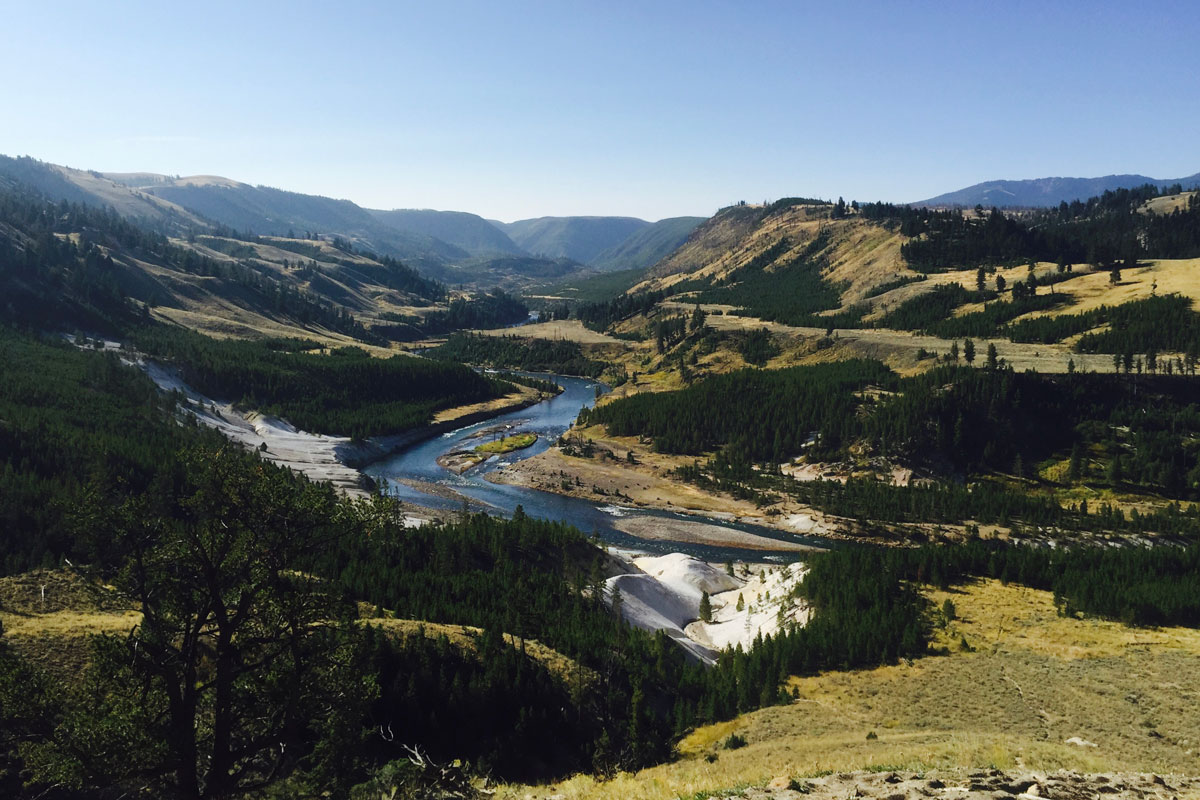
[474,433,537,455]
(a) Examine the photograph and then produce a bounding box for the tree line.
[428,332,606,377]
[130,327,509,440]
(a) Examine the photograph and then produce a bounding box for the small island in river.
[436,429,539,474]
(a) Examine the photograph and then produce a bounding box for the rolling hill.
[917,171,1200,208]
[496,215,651,265]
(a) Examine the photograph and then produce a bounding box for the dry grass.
[490,426,773,521]
[1142,192,1196,215]
[431,383,541,424]
[151,304,397,356]
[360,618,594,686]
[474,319,626,345]
[0,569,590,689]
[1034,258,1200,316]
[500,579,1200,800]
[0,569,140,679]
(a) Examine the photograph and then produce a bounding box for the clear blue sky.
[3,1,1197,220]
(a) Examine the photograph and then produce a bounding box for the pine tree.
[963,339,976,364]
[699,591,713,623]
[1108,453,1123,484]
[1069,442,1084,481]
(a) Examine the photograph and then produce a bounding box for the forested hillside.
[589,216,706,271]
[587,361,1200,505]
[499,216,651,265]
[429,332,607,377]
[867,186,1200,271]
[367,208,525,256]
[131,329,510,439]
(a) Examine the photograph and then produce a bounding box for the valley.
[4,153,1200,800]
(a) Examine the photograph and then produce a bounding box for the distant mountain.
[119,176,468,263]
[367,208,525,257]
[0,154,682,288]
[590,216,706,272]
[496,216,651,266]
[917,172,1200,208]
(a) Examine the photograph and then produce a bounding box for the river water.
[365,373,829,563]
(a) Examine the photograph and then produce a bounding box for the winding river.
[365,373,829,563]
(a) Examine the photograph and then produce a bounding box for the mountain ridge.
[916,171,1200,208]
[0,156,642,286]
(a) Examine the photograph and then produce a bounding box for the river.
[365,373,830,563]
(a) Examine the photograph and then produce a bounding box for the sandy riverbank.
[139,360,540,512]
[486,435,856,546]
[611,516,820,552]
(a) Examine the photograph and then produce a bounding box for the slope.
[499,215,650,265]
[0,176,488,347]
[641,200,912,311]
[509,578,1200,800]
[918,171,1200,208]
[590,215,706,271]
[368,208,526,256]
[0,155,208,230]
[136,178,468,263]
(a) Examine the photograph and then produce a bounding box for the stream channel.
[365,372,835,563]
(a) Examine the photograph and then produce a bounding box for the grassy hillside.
[590,215,706,271]
[638,200,911,315]
[500,215,651,264]
[506,577,1200,799]
[143,180,468,262]
[0,155,208,230]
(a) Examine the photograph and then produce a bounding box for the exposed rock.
[720,770,1199,800]
[1065,736,1099,748]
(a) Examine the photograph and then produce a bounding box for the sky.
[2,1,1198,221]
